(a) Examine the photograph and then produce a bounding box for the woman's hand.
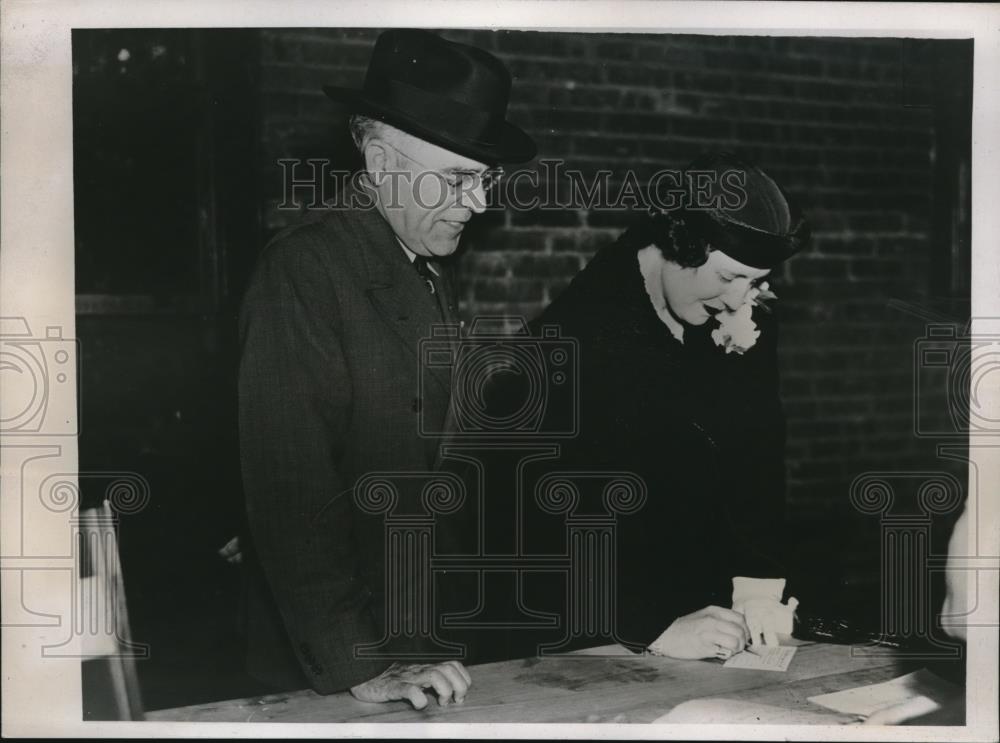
[648,605,751,660]
[350,661,472,709]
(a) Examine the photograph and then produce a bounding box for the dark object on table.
[794,612,927,651]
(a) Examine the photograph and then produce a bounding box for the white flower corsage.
[710,282,776,355]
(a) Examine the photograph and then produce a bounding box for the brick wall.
[256,29,968,522]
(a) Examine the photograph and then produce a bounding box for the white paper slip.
[723,645,796,671]
[567,644,630,656]
[807,670,943,718]
[654,698,852,724]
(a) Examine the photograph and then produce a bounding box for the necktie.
[412,255,446,320]
[412,255,437,296]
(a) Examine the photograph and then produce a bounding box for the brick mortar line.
[256,107,934,143]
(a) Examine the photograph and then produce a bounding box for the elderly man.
[237,29,534,706]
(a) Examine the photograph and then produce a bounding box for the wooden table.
[146,642,943,724]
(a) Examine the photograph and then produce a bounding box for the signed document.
[723,645,797,672]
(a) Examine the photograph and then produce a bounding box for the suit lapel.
[432,264,462,470]
[337,183,465,466]
[433,262,462,353]
[356,202,453,397]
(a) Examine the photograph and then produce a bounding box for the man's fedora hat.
[323,29,536,165]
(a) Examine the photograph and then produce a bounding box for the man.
[237,29,535,705]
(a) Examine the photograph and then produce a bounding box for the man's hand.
[217,535,242,564]
[349,661,472,709]
[648,605,751,660]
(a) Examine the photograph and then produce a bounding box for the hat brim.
[323,85,536,165]
[692,210,811,270]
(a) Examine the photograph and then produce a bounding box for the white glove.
[731,576,799,647]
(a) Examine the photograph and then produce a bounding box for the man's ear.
[364,140,390,186]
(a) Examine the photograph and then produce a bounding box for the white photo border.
[1,1,997,739]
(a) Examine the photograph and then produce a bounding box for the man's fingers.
[218,536,240,556]
[355,663,471,710]
[435,663,469,702]
[446,660,472,686]
[399,682,429,710]
[416,667,454,705]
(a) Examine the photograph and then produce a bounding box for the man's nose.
[459,180,488,214]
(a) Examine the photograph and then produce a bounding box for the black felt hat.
[323,29,536,165]
[670,152,810,269]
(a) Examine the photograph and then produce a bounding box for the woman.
[522,152,811,660]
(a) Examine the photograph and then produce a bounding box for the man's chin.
[427,238,462,257]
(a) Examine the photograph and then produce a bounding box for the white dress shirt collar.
[396,237,439,275]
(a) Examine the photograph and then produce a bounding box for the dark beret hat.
[662,151,811,269]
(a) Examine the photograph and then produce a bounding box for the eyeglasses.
[381,141,504,192]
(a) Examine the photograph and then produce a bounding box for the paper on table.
[653,698,854,724]
[807,670,943,718]
[723,645,796,671]
[567,644,630,656]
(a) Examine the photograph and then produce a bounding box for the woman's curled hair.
[619,210,714,269]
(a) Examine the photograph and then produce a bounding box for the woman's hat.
[323,29,536,165]
[668,152,810,269]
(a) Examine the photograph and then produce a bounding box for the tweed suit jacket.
[238,197,460,694]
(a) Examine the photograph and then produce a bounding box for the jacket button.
[411,397,422,413]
